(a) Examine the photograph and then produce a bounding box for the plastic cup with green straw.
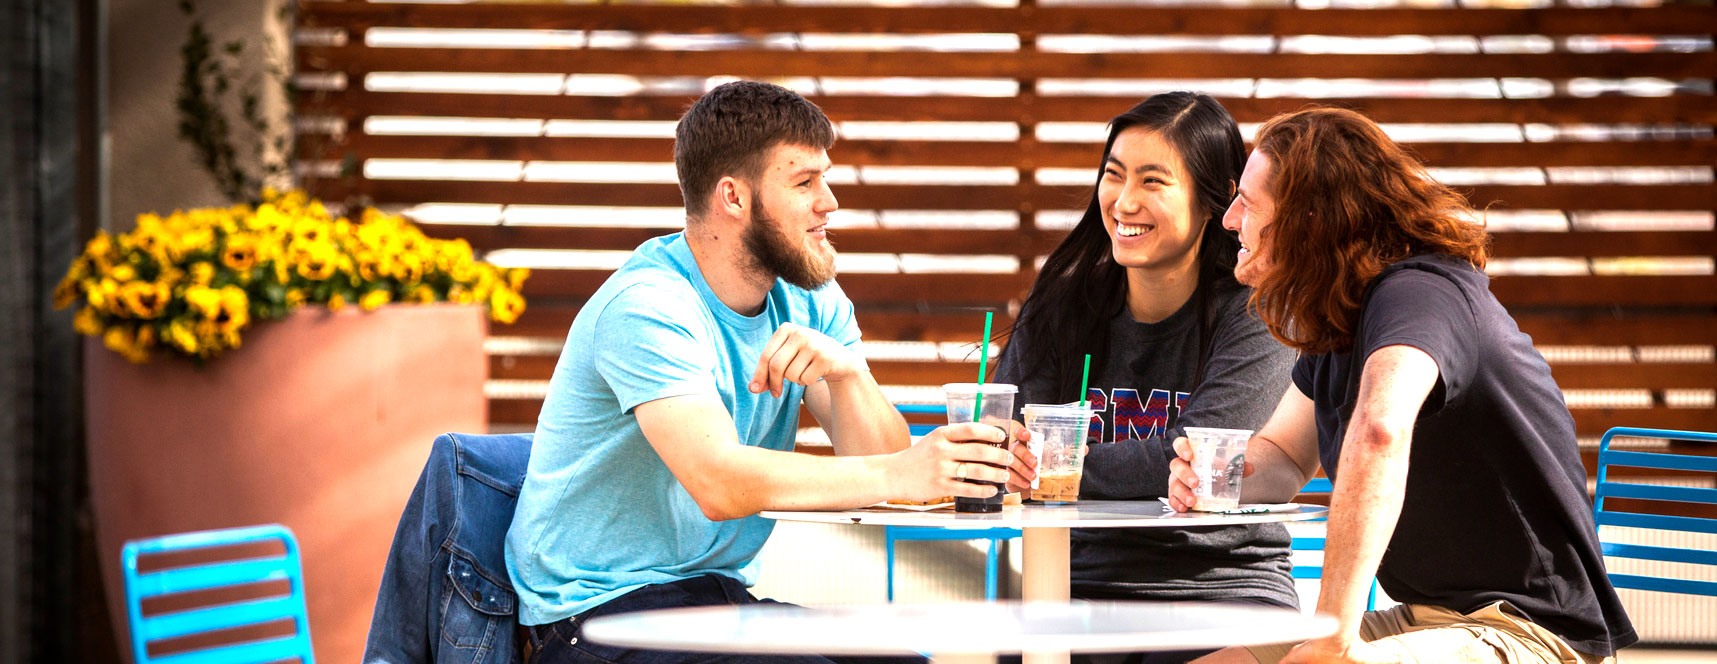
[973,312,994,421]
[1079,354,1092,408]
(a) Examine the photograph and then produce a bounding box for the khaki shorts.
[1246,601,1613,664]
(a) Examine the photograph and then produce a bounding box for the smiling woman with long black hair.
[995,92,1298,664]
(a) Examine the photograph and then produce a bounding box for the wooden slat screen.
[294,1,1715,439]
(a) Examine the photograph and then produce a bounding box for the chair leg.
[886,529,897,603]
[985,538,999,602]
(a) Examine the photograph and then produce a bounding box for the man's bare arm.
[635,393,1014,521]
[1315,345,1439,637]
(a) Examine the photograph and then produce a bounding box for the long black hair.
[1004,92,1246,401]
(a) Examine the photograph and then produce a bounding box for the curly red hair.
[1249,107,1490,355]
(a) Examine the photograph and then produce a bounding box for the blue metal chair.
[1594,427,1717,597]
[1291,477,1379,611]
[122,524,315,664]
[886,403,1021,601]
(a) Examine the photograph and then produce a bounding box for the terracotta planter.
[86,303,488,663]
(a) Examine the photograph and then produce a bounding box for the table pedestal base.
[1021,527,1072,664]
[1021,527,1071,602]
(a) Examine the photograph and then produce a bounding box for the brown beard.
[741,193,836,290]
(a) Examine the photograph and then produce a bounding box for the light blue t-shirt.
[504,232,865,626]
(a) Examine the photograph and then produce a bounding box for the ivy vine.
[176,0,294,205]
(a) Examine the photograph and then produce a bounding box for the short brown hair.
[674,81,835,218]
[1249,107,1490,355]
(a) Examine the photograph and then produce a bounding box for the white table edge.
[580,602,1341,659]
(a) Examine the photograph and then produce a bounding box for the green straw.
[973,311,994,422]
[1079,354,1092,408]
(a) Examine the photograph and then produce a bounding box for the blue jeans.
[525,574,925,664]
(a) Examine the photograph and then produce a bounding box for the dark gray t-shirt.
[1293,254,1635,656]
[996,280,1299,606]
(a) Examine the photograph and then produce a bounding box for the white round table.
[761,500,1328,664]
[582,600,1338,664]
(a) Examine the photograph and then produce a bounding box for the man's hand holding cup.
[886,423,1016,504]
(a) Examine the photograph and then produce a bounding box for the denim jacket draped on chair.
[365,432,532,664]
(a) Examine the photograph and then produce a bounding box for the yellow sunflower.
[103,324,153,364]
[506,267,530,291]
[84,232,117,272]
[85,278,120,314]
[167,318,200,355]
[117,280,171,319]
[392,253,425,284]
[295,243,338,281]
[354,250,387,282]
[360,289,392,311]
[222,233,259,272]
[214,286,250,334]
[190,262,216,286]
[249,203,292,236]
[53,272,81,310]
[489,287,526,325]
[73,307,104,336]
[291,216,329,246]
[185,285,223,320]
[170,224,215,262]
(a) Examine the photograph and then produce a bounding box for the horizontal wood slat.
[302,4,1717,37]
[1490,275,1717,307]
[520,269,1032,306]
[1514,315,1717,346]
[301,92,1717,126]
[1547,364,1717,390]
[490,399,541,427]
[491,357,988,387]
[512,267,1717,308]
[486,396,1716,437]
[1031,6,1717,36]
[1487,231,1717,258]
[1574,409,1717,436]
[852,311,1015,343]
[424,225,1059,256]
[428,225,1714,260]
[1407,141,1717,169]
[315,133,1717,170]
[324,179,1717,211]
[301,4,1026,34]
[334,181,1035,211]
[504,307,1715,348]
[493,354,1711,390]
[299,46,1716,80]
[505,306,1015,342]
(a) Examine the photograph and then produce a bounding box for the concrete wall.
[108,0,287,231]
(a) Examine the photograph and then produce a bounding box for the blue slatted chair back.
[122,524,315,664]
[887,403,1021,601]
[1291,477,1378,611]
[1594,427,1717,597]
[896,403,945,437]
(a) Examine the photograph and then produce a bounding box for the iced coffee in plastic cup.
[1023,403,1094,503]
[943,383,1017,513]
[1185,427,1252,512]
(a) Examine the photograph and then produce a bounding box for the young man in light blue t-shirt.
[505,81,1019,664]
